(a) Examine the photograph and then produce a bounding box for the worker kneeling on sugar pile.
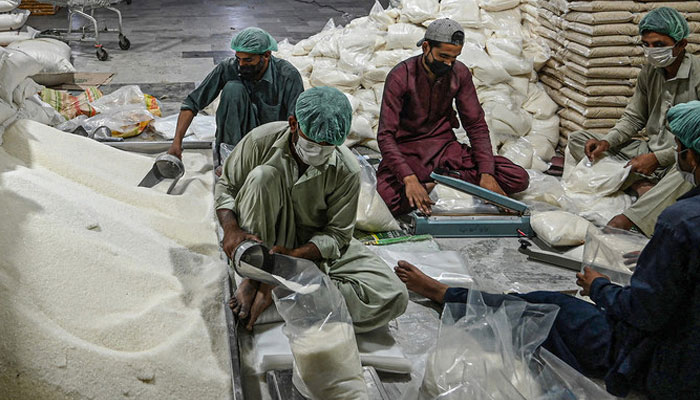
[376,18,530,217]
[395,101,700,399]
[568,7,700,237]
[215,86,408,332]
[168,27,303,165]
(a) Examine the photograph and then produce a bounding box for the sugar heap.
[0,120,232,399]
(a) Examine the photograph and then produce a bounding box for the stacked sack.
[526,0,700,148]
[0,44,70,145]
[0,0,33,45]
[274,0,560,172]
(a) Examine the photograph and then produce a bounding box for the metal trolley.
[36,0,131,61]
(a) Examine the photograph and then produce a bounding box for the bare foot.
[629,180,655,197]
[229,278,259,319]
[245,283,274,331]
[607,214,635,231]
[394,260,448,303]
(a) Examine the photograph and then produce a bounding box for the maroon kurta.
[376,55,529,215]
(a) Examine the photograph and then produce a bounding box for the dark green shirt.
[181,56,304,124]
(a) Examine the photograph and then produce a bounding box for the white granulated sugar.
[291,322,368,400]
[0,120,231,399]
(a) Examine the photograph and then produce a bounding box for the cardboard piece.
[32,72,114,90]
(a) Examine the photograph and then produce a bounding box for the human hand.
[584,139,610,162]
[269,245,294,256]
[404,175,434,215]
[221,228,261,259]
[167,142,183,159]
[245,283,274,330]
[479,173,507,196]
[576,267,610,297]
[626,153,659,175]
[623,251,641,266]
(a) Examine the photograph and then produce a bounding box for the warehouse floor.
[26,1,643,399]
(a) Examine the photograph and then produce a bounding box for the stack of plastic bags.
[527,0,700,147]
[273,0,559,173]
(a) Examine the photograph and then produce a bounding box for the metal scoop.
[138,153,185,194]
[232,241,319,290]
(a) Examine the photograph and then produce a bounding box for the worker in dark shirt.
[394,101,700,399]
[168,27,303,165]
[376,18,529,216]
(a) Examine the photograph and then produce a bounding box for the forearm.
[172,109,196,148]
[216,208,241,234]
[291,242,322,261]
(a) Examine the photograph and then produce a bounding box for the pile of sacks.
[528,0,700,147]
[274,0,560,172]
[0,42,72,144]
[0,0,30,44]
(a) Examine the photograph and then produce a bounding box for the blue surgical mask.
[675,149,697,186]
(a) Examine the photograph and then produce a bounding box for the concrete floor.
[26,1,639,399]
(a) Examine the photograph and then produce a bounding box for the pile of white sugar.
[0,120,232,399]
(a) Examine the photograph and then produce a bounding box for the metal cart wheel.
[96,47,108,61]
[119,34,130,50]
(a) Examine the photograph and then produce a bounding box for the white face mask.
[295,134,335,167]
[675,149,697,186]
[643,45,678,68]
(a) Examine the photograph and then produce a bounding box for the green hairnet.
[295,87,352,146]
[230,27,278,54]
[639,7,690,42]
[668,101,700,153]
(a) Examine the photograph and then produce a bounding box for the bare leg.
[394,260,448,303]
[244,283,274,331]
[629,180,655,197]
[229,278,259,319]
[607,214,636,231]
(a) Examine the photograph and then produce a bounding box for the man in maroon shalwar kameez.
[377,19,530,216]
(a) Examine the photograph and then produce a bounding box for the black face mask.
[425,49,453,77]
[239,59,264,80]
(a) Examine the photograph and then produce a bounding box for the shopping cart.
[37,0,131,61]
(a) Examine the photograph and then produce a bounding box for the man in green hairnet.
[567,7,699,237]
[167,27,304,165]
[214,87,408,332]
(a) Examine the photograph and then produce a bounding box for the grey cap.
[417,18,465,47]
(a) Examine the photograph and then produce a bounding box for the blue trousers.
[444,288,613,378]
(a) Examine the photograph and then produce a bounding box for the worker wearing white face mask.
[567,7,700,237]
[214,86,408,333]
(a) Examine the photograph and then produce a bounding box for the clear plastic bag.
[89,85,145,114]
[429,184,501,215]
[420,292,615,400]
[355,152,400,232]
[582,225,649,286]
[272,257,369,400]
[563,157,631,197]
[370,247,474,288]
[82,104,155,138]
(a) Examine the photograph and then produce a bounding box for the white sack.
[530,116,560,147]
[0,47,42,104]
[479,0,520,12]
[531,211,593,247]
[356,155,400,232]
[385,23,426,50]
[12,77,44,106]
[523,83,559,119]
[7,38,74,73]
[499,137,534,169]
[564,158,631,197]
[526,134,555,162]
[457,42,510,85]
[0,0,20,12]
[16,94,65,126]
[0,9,29,31]
[310,67,360,92]
[0,26,38,46]
[439,0,481,28]
[486,37,533,76]
[372,49,420,67]
[0,98,17,145]
[293,19,337,56]
[400,0,439,24]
